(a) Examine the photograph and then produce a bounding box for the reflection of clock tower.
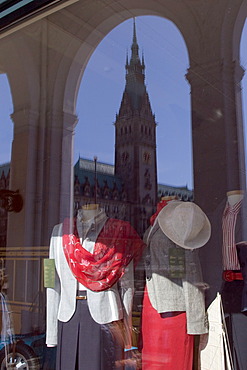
[114,19,157,236]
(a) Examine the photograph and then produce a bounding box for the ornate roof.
[74,158,123,192]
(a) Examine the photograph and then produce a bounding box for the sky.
[1,15,247,190]
[75,16,192,188]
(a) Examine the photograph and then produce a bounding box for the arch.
[0,29,40,115]
[49,1,202,115]
[230,0,247,62]
[47,0,246,118]
[71,15,191,188]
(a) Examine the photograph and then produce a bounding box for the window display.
[1,2,247,369]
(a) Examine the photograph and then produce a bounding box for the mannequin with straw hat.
[141,200,211,370]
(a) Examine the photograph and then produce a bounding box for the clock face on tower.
[122,151,129,163]
[143,151,151,165]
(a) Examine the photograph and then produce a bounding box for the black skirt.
[56,299,123,370]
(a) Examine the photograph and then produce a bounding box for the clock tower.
[114,19,157,236]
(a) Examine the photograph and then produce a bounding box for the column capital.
[186,60,245,87]
[47,111,78,131]
[186,60,223,87]
[11,109,39,132]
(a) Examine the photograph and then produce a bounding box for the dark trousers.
[224,313,247,370]
[221,281,247,370]
[56,299,123,370]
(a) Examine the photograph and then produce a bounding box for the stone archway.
[48,0,247,304]
[2,0,201,247]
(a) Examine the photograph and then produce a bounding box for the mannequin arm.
[183,250,208,335]
[118,261,134,349]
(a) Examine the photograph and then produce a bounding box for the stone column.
[44,111,78,243]
[6,106,77,331]
[7,110,78,248]
[7,108,40,248]
[186,59,246,303]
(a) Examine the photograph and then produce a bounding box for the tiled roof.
[75,159,123,191]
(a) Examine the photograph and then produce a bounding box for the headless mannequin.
[142,200,208,370]
[46,205,103,348]
[46,202,141,369]
[221,190,247,370]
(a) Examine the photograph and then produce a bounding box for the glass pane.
[0,3,247,369]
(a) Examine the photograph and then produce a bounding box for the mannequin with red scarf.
[46,203,144,370]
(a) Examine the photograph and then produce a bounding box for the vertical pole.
[94,156,97,205]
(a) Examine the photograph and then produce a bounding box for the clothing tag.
[168,248,185,278]
[43,259,55,288]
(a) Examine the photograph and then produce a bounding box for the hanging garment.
[199,293,233,370]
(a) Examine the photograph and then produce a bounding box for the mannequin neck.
[227,190,244,206]
[81,204,100,221]
[161,196,178,202]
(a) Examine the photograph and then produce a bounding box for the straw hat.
[157,201,211,250]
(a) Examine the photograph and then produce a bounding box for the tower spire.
[125,18,145,110]
[125,48,129,68]
[130,17,140,64]
[133,17,137,42]
[114,18,157,236]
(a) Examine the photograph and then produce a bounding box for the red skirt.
[141,285,194,370]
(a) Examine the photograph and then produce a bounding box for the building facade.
[74,157,193,237]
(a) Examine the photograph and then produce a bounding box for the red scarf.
[62,218,144,292]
